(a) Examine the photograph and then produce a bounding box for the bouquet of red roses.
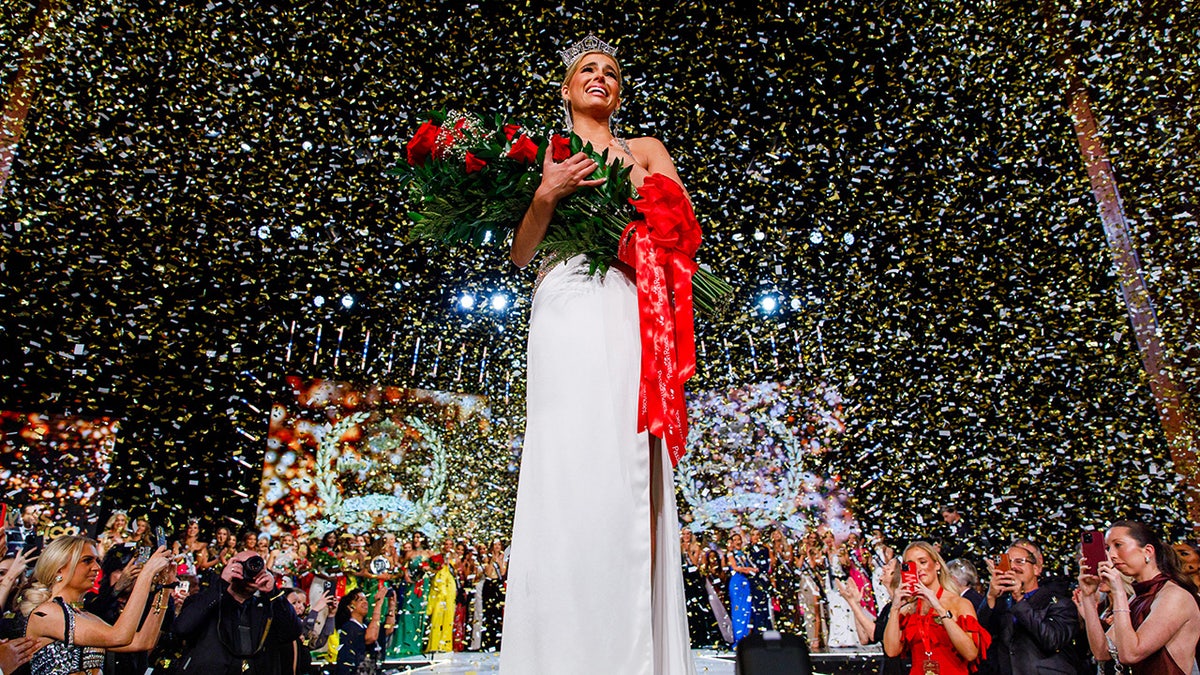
[388,110,733,315]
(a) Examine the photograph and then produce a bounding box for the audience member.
[1075,521,1200,675]
[883,541,991,675]
[24,536,174,675]
[982,540,1080,675]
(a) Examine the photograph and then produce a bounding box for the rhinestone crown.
[559,33,618,67]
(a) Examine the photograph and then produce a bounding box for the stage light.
[393,281,403,290]
[843,232,856,245]
[341,294,355,309]
[459,293,476,310]
[313,295,325,307]
[490,293,509,311]
[790,297,802,310]
[809,230,824,244]
[759,295,779,314]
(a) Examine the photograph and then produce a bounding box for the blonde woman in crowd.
[24,535,174,675]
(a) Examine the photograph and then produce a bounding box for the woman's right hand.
[1076,556,1101,599]
[142,547,173,577]
[537,150,604,202]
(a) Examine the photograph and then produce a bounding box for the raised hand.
[142,547,173,576]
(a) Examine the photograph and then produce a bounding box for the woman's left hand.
[1096,560,1125,598]
[911,579,946,613]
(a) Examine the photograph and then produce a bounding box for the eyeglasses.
[1009,557,1035,566]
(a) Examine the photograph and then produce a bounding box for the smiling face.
[562,52,621,124]
[1007,545,1041,589]
[63,543,103,592]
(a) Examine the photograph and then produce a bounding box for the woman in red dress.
[883,541,990,675]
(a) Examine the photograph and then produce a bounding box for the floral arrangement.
[388,110,733,315]
[308,546,341,574]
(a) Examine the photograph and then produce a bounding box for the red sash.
[618,175,702,466]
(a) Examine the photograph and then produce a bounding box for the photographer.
[173,550,301,674]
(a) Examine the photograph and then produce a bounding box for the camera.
[239,555,265,580]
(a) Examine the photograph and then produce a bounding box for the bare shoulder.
[949,594,978,618]
[1159,582,1200,616]
[26,600,65,636]
[627,136,670,156]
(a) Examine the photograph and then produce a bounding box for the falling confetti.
[0,1,1194,570]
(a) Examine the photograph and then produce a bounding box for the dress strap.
[54,596,76,646]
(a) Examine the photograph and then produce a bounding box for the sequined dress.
[29,598,106,675]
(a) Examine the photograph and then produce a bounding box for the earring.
[562,101,573,130]
[55,575,62,583]
[609,109,620,138]
[1145,555,1151,564]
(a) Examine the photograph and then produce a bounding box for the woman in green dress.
[389,531,432,657]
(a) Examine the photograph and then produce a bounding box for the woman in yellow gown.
[425,554,458,652]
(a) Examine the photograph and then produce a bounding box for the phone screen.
[156,527,168,550]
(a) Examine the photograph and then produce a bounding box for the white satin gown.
[499,255,696,675]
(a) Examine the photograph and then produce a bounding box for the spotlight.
[759,295,779,314]
[341,294,355,309]
[313,295,325,308]
[790,297,802,310]
[490,293,509,311]
[459,293,476,310]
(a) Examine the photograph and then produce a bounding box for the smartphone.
[137,546,152,564]
[997,553,1011,572]
[901,561,919,595]
[156,527,168,550]
[178,579,191,595]
[1081,530,1106,576]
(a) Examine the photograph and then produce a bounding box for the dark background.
[1,0,1196,566]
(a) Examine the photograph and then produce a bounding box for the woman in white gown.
[500,36,695,675]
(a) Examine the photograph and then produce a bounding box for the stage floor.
[379,647,883,673]
[384,650,737,673]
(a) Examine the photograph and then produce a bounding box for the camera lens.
[240,555,265,579]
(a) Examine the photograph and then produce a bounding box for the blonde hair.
[32,535,95,590]
[17,582,49,618]
[104,512,127,532]
[902,541,962,595]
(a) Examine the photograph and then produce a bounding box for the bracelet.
[1111,608,1130,614]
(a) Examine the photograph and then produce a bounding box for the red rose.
[507,134,539,164]
[406,121,442,166]
[550,134,572,162]
[630,175,702,257]
[465,151,487,174]
[503,124,521,141]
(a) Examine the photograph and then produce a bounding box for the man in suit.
[983,540,1082,675]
